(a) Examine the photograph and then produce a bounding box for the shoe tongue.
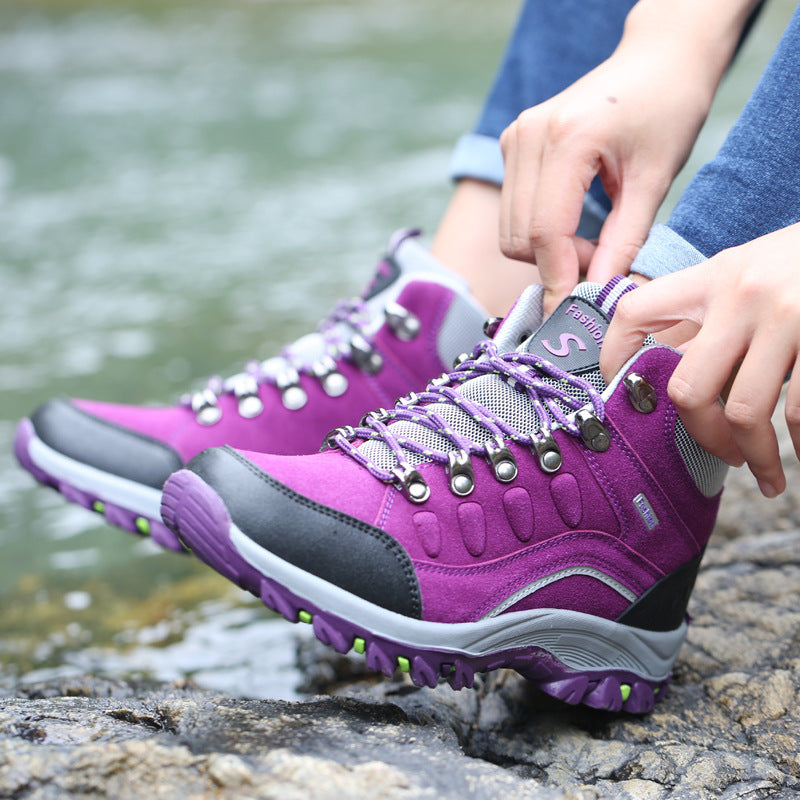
[361,228,468,302]
[356,275,638,474]
[361,229,419,301]
[362,255,403,302]
[522,276,637,375]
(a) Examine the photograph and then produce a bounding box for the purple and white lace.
[328,338,609,501]
[183,297,380,424]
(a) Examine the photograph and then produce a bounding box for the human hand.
[499,45,712,315]
[601,223,800,498]
[495,0,766,316]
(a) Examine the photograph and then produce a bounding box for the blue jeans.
[633,3,800,278]
[450,0,637,238]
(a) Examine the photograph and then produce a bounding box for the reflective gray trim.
[481,566,637,619]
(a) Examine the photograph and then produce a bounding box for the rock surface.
[3,440,800,798]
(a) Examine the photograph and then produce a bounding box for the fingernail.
[757,479,779,499]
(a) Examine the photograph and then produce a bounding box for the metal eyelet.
[575,408,610,452]
[531,432,562,474]
[237,394,264,419]
[360,408,391,427]
[447,450,475,497]
[485,435,518,483]
[322,372,348,397]
[392,463,430,504]
[230,374,264,419]
[281,386,307,410]
[396,392,420,409]
[384,302,421,341]
[483,316,504,338]
[192,389,222,426]
[517,329,533,345]
[277,367,308,411]
[351,334,383,374]
[624,373,657,413]
[312,356,349,398]
[453,352,471,369]
[321,425,356,451]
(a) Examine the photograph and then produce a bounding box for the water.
[0,0,794,698]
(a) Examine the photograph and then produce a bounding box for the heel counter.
[616,552,703,632]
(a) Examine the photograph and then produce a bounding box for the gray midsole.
[231,525,686,680]
[28,434,162,520]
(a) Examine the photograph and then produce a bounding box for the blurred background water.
[0,0,794,699]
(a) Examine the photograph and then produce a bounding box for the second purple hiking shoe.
[14,231,487,551]
[162,276,727,712]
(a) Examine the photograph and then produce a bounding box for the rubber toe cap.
[31,398,183,489]
[187,446,423,619]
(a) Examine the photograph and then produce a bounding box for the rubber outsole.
[161,468,671,713]
[14,418,185,553]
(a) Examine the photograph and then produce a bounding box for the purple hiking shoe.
[14,231,487,552]
[161,276,727,712]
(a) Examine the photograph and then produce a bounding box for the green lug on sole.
[134,517,150,536]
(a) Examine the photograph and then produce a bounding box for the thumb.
[600,266,706,381]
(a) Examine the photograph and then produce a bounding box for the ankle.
[431,179,537,317]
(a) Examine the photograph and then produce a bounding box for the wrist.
[619,0,759,106]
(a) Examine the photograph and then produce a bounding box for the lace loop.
[183,296,389,420]
[331,339,607,495]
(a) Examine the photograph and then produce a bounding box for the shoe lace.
[183,296,378,423]
[327,339,609,501]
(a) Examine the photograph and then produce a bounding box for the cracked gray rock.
[3,526,800,799]
[3,424,800,798]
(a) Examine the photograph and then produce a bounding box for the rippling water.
[0,0,793,697]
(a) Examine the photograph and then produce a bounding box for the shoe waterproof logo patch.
[633,492,659,531]
[526,296,611,374]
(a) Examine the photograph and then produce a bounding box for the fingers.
[785,366,800,467]
[529,145,600,314]
[574,236,598,273]
[500,122,539,263]
[666,316,744,468]
[500,112,600,315]
[600,265,707,381]
[720,332,792,496]
[586,177,665,287]
[499,114,540,265]
[603,263,794,496]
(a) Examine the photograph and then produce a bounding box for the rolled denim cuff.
[630,224,707,280]
[449,133,506,186]
[448,132,608,240]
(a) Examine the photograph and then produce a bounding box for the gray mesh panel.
[361,281,611,473]
[360,366,605,471]
[674,414,728,497]
[573,282,603,303]
[361,373,533,469]
[435,293,486,370]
